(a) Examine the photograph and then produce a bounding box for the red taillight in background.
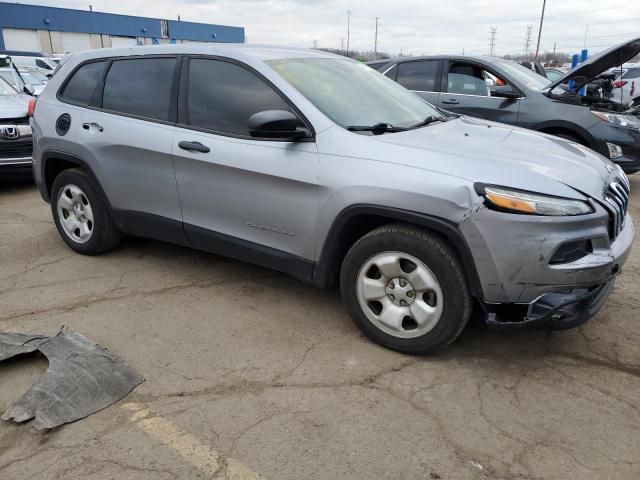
[27,97,36,117]
[613,80,627,89]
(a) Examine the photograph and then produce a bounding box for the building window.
[161,20,169,38]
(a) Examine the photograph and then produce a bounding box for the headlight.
[481,186,593,216]
[591,111,640,130]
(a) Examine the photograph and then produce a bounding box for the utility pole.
[523,25,533,57]
[374,17,380,60]
[583,24,589,49]
[534,0,547,59]
[489,27,497,56]
[346,10,351,58]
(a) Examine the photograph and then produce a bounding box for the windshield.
[492,59,552,91]
[267,58,443,130]
[0,77,17,95]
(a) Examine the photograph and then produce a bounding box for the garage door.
[60,32,92,53]
[110,36,138,48]
[2,28,41,51]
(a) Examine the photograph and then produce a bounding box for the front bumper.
[486,279,616,330]
[590,122,640,174]
[460,202,634,326]
[0,124,33,177]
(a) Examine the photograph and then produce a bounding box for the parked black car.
[368,37,640,174]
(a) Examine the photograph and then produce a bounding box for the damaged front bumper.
[486,279,616,330]
[461,202,634,329]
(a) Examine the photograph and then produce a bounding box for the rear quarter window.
[60,61,107,106]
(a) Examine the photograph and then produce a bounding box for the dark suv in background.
[368,37,640,174]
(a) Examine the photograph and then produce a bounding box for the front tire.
[340,224,472,354]
[51,168,122,255]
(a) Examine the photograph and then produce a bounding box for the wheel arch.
[41,150,108,206]
[312,205,483,298]
[534,121,595,148]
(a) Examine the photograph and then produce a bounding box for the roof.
[367,55,503,66]
[62,44,347,65]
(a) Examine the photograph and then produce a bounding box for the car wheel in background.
[340,224,472,354]
[51,168,122,255]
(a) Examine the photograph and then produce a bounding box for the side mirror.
[23,85,35,96]
[490,84,519,99]
[248,110,308,140]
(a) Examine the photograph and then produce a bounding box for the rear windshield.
[0,76,17,95]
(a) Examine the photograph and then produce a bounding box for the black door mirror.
[248,110,308,140]
[23,85,35,96]
[490,85,520,99]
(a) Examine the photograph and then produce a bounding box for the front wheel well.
[538,127,590,147]
[314,208,483,298]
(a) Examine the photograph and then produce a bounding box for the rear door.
[438,59,520,125]
[390,59,442,105]
[171,57,319,275]
[67,56,184,241]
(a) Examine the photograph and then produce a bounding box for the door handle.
[178,141,210,153]
[82,122,104,132]
[441,98,460,105]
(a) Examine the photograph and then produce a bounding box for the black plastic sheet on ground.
[0,329,143,430]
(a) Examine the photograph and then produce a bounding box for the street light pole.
[534,0,546,59]
[346,10,351,58]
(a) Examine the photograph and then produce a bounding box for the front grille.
[0,117,29,125]
[0,139,32,159]
[604,175,630,240]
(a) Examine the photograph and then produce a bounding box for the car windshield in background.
[492,59,552,91]
[0,77,17,95]
[267,58,444,131]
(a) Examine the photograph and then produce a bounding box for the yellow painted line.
[122,402,264,480]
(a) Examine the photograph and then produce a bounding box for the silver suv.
[32,45,634,354]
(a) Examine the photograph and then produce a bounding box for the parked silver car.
[0,76,33,176]
[31,45,634,354]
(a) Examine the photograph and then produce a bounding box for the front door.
[172,57,319,278]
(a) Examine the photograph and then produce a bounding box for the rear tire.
[340,224,472,354]
[51,168,122,255]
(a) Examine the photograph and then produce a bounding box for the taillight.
[613,80,627,89]
[28,97,36,117]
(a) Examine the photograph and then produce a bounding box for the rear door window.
[396,60,440,91]
[59,61,107,105]
[102,57,177,121]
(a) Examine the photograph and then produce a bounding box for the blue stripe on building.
[0,1,244,47]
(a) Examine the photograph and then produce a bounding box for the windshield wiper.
[408,116,444,129]
[347,122,409,134]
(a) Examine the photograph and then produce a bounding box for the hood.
[372,116,616,200]
[0,93,30,119]
[548,36,640,92]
